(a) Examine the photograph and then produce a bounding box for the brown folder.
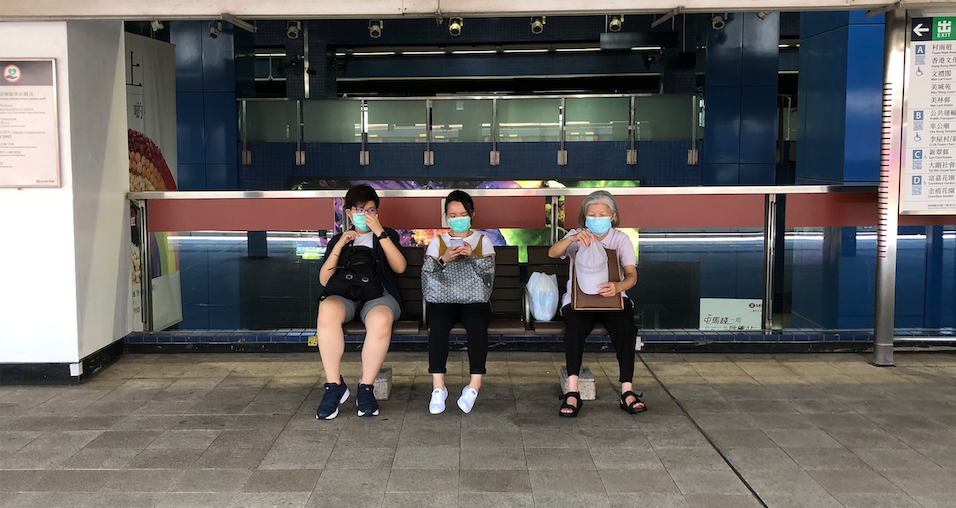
[571,248,625,311]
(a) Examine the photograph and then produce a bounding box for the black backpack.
[323,245,384,302]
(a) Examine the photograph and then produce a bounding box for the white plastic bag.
[527,271,560,322]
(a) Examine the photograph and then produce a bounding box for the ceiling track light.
[607,15,624,33]
[449,17,464,37]
[712,14,727,30]
[208,21,222,39]
[287,21,301,39]
[368,20,383,38]
[530,16,546,35]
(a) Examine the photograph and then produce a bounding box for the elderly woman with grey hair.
[547,190,646,417]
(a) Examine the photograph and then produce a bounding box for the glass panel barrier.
[565,97,630,142]
[633,95,694,141]
[630,228,765,330]
[367,100,427,142]
[431,99,493,143]
[246,101,298,143]
[303,100,362,143]
[498,98,561,142]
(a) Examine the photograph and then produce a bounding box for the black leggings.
[427,302,491,375]
[562,300,637,383]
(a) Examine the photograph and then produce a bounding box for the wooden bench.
[342,246,426,336]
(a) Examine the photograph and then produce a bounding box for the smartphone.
[448,237,465,247]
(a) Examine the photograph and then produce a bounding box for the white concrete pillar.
[0,21,131,381]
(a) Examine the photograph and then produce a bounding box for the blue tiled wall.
[703,12,779,185]
[796,12,884,184]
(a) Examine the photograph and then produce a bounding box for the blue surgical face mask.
[351,212,369,232]
[448,216,471,233]
[585,216,612,236]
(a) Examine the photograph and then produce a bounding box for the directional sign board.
[902,17,956,214]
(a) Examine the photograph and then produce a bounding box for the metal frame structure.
[240,93,699,167]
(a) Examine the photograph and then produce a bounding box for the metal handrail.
[128,185,877,201]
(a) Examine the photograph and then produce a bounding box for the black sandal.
[620,391,647,414]
[559,391,583,417]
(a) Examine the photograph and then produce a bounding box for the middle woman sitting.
[422,190,496,414]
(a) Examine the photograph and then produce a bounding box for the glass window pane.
[431,99,493,143]
[566,97,630,142]
[633,228,764,329]
[367,100,427,143]
[246,101,297,143]
[498,98,560,142]
[303,100,362,143]
[633,96,694,141]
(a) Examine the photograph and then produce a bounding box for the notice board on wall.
[0,59,59,188]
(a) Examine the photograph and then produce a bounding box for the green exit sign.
[935,17,956,39]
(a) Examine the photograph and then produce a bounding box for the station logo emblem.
[3,65,21,83]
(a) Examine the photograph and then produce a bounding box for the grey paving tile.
[825,427,911,449]
[738,470,830,496]
[589,446,665,470]
[915,447,956,469]
[306,491,385,508]
[533,492,610,507]
[746,413,817,430]
[667,470,751,495]
[102,470,185,492]
[528,470,606,493]
[519,426,588,448]
[852,448,942,470]
[147,430,221,450]
[393,446,459,470]
[457,492,534,508]
[193,447,269,469]
[807,469,903,494]
[258,445,332,470]
[644,429,711,449]
[0,471,40,491]
[655,447,731,471]
[60,448,140,469]
[721,447,800,472]
[880,469,956,495]
[460,428,522,449]
[607,493,690,508]
[830,492,923,508]
[458,470,531,493]
[154,492,237,508]
[600,470,680,494]
[582,430,653,449]
[760,492,843,508]
[313,469,389,493]
[525,447,594,470]
[683,494,764,508]
[783,447,871,470]
[32,470,114,492]
[380,492,458,508]
[324,446,395,470]
[3,492,93,508]
[386,469,459,493]
[242,470,320,492]
[127,449,205,469]
[110,415,183,432]
[763,429,843,448]
[0,432,40,452]
[460,446,527,470]
[170,469,253,493]
[911,493,956,508]
[229,492,310,508]
[705,429,776,449]
[80,492,165,508]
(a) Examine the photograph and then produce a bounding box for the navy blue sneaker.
[356,383,379,417]
[316,377,349,420]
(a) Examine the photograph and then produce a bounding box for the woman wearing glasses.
[315,184,407,420]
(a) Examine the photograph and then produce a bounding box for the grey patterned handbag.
[422,256,495,304]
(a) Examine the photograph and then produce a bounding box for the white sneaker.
[429,387,448,414]
[457,386,479,414]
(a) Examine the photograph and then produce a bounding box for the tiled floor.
[2,351,956,507]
